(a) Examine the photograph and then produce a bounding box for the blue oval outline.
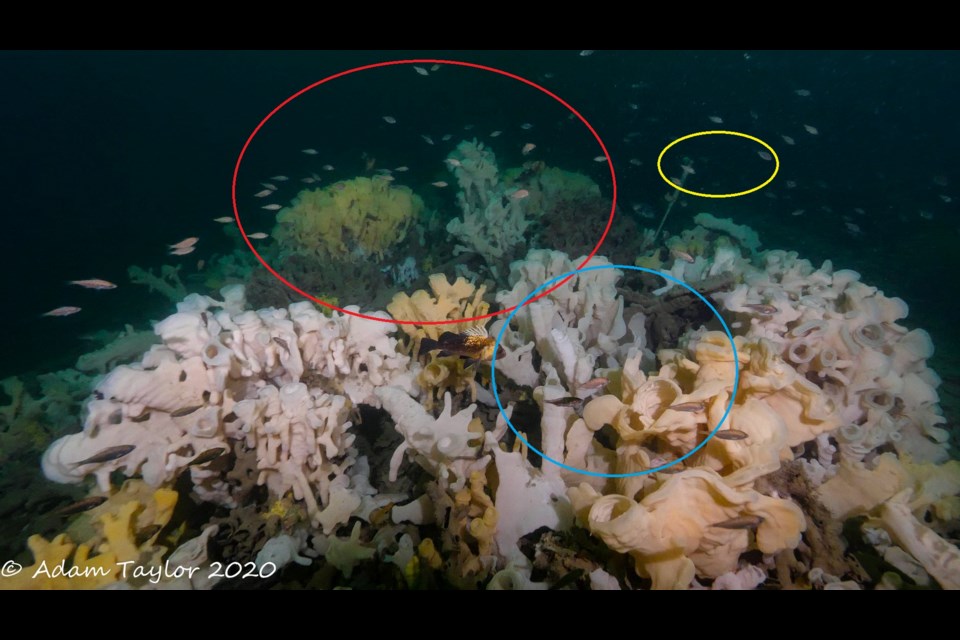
[491,264,741,478]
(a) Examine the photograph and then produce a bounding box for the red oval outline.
[232,58,617,326]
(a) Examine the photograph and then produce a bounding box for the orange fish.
[418,326,504,361]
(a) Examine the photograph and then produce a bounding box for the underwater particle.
[709,115,724,124]
[71,444,136,466]
[261,204,282,211]
[522,142,536,155]
[301,148,319,155]
[254,189,273,198]
[919,210,934,220]
[804,124,819,135]
[383,116,397,124]
[68,278,116,290]
[629,158,641,166]
[781,135,795,145]
[579,50,595,57]
[757,151,773,161]
[431,181,448,188]
[794,89,811,97]
[248,232,269,240]
[414,65,429,76]
[213,216,234,223]
[42,305,81,317]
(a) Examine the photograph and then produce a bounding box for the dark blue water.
[1,50,957,382]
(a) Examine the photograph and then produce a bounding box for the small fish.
[213,216,234,223]
[248,232,268,239]
[757,151,773,161]
[413,66,429,76]
[791,209,805,217]
[743,303,777,315]
[383,116,397,124]
[42,306,81,317]
[270,175,289,181]
[781,135,795,145]
[510,189,530,200]
[272,336,290,352]
[711,515,764,530]
[581,377,609,390]
[520,123,533,130]
[421,135,435,145]
[579,50,595,57]
[188,447,226,466]
[522,142,536,155]
[708,115,724,124]
[490,130,502,137]
[445,158,461,168]
[55,496,108,516]
[302,148,319,155]
[254,189,273,198]
[134,524,163,546]
[431,181,448,188]
[169,246,195,256]
[668,401,705,412]
[369,501,396,526]
[441,134,453,141]
[394,166,409,172]
[301,177,316,184]
[169,237,199,250]
[430,64,440,71]
[714,429,749,441]
[130,412,151,423]
[417,326,504,361]
[794,89,811,97]
[545,397,584,409]
[72,445,136,466]
[68,279,116,290]
[804,124,819,135]
[671,249,695,263]
[786,180,797,189]
[261,204,282,211]
[170,405,203,418]
[261,183,277,191]
[629,158,642,166]
[322,164,335,171]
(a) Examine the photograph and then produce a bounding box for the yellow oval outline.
[657,130,779,198]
